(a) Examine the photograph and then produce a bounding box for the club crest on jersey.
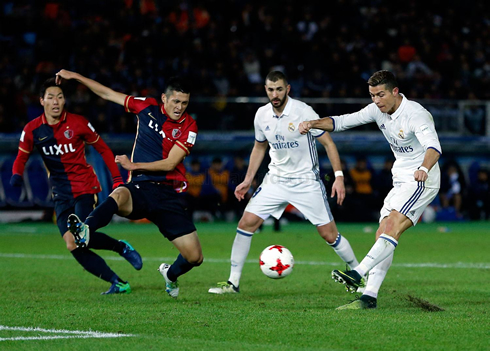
[64,129,74,139]
[398,129,405,139]
[288,123,295,132]
[172,129,182,139]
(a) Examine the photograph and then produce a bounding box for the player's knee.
[63,233,78,251]
[109,187,130,206]
[238,213,262,232]
[193,255,204,266]
[66,242,77,251]
[317,222,338,243]
[187,253,203,266]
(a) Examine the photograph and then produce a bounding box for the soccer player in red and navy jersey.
[11,78,142,295]
[56,69,203,298]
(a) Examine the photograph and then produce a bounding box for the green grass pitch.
[0,220,489,350]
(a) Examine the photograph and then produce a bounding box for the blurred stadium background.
[0,0,489,224]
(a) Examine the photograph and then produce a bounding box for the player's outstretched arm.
[414,148,440,182]
[317,132,345,205]
[55,69,127,106]
[235,141,268,201]
[91,138,124,188]
[299,117,334,135]
[115,145,187,172]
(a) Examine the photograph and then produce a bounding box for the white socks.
[363,252,394,299]
[355,234,398,277]
[328,234,359,269]
[228,228,254,287]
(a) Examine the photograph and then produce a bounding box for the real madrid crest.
[288,123,295,132]
[398,129,405,139]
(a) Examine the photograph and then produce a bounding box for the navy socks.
[85,196,119,233]
[167,254,195,282]
[71,247,120,283]
[88,231,124,253]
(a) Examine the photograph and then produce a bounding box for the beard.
[270,95,286,108]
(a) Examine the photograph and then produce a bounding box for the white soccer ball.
[259,245,294,279]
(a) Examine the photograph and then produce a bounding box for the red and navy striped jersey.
[123,96,197,192]
[14,112,108,199]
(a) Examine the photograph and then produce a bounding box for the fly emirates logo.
[269,134,299,150]
[389,137,413,153]
[42,143,76,156]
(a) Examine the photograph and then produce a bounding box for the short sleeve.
[18,123,34,153]
[410,110,442,154]
[124,96,158,114]
[254,112,266,142]
[303,105,324,137]
[74,115,100,144]
[174,120,198,155]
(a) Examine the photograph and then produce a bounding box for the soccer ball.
[259,245,294,279]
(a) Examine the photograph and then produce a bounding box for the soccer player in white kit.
[208,71,360,294]
[299,70,442,309]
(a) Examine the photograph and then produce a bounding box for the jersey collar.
[271,97,292,119]
[389,94,406,120]
[161,104,188,124]
[41,110,67,125]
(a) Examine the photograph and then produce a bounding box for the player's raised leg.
[332,211,410,293]
[68,188,142,270]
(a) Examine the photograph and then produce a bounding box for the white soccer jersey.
[331,94,442,188]
[254,97,325,180]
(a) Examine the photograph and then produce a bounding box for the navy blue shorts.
[122,181,196,241]
[54,193,97,235]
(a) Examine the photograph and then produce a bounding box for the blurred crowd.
[1,0,489,133]
[185,155,490,223]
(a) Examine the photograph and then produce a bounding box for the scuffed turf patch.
[406,295,445,312]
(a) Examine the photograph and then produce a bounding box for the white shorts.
[380,182,439,226]
[244,174,333,226]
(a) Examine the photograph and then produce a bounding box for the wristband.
[334,170,344,178]
[418,166,429,174]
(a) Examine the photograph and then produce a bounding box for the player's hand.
[115,155,133,171]
[55,69,77,85]
[235,181,252,201]
[10,174,23,187]
[112,175,124,189]
[299,121,312,135]
[331,177,346,205]
[414,169,429,182]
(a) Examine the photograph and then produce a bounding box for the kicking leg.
[63,231,131,294]
[332,211,412,292]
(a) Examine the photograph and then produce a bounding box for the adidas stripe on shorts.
[380,182,439,225]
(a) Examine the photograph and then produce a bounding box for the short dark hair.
[367,70,398,91]
[265,71,288,85]
[40,78,62,98]
[165,76,191,95]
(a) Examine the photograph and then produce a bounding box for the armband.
[334,171,344,178]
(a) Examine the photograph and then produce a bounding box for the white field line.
[0,325,133,342]
[0,253,489,269]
